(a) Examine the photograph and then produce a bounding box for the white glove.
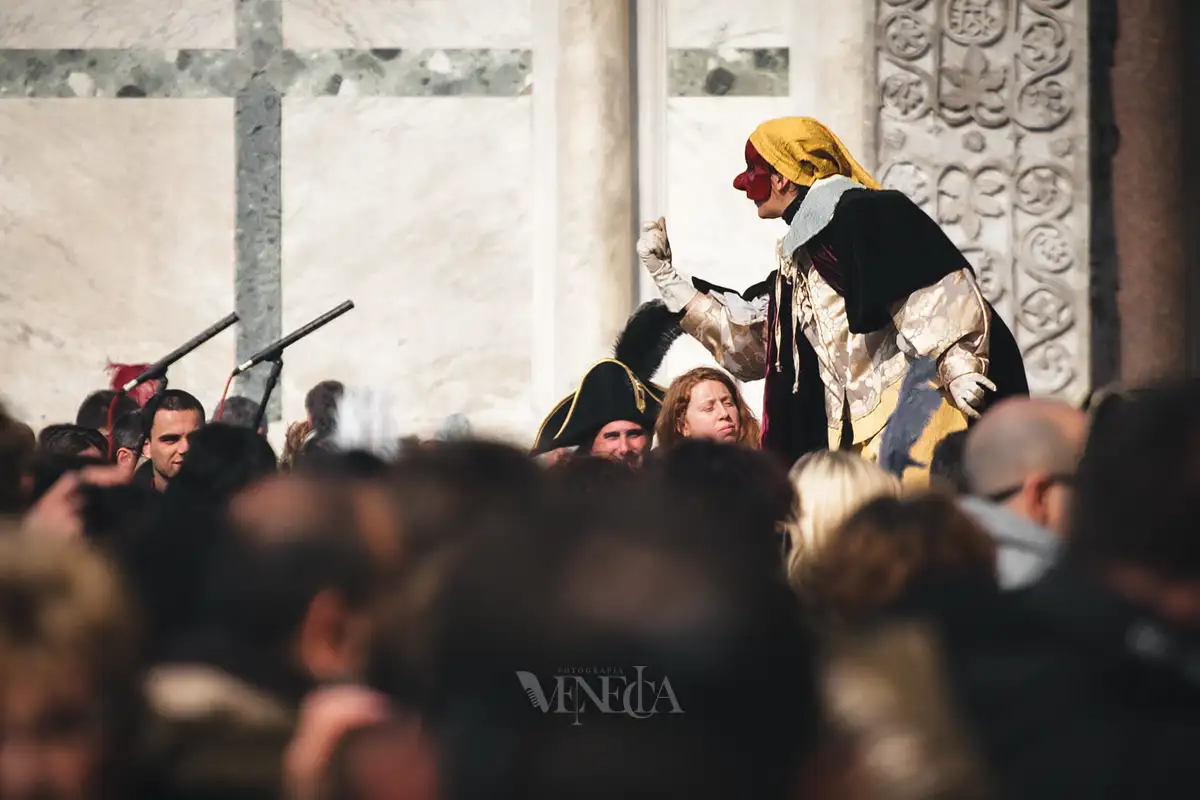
[947,373,997,419]
[637,217,697,313]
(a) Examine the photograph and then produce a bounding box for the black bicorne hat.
[531,301,684,455]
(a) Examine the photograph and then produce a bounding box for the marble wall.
[0,99,236,427]
[0,0,881,444]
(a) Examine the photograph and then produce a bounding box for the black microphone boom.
[122,312,240,392]
[233,300,355,375]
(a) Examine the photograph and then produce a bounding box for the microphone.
[233,300,355,375]
[122,312,240,391]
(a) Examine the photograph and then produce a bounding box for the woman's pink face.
[682,380,740,443]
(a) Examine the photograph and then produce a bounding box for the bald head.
[964,398,1087,498]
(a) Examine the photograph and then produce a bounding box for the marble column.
[531,0,635,411]
[1112,0,1187,383]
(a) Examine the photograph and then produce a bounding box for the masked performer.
[637,117,1027,484]
[532,301,683,469]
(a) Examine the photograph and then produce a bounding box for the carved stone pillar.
[870,0,1092,403]
[1111,0,1186,383]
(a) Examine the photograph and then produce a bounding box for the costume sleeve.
[680,290,770,382]
[892,268,990,388]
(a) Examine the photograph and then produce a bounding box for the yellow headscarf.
[748,117,882,190]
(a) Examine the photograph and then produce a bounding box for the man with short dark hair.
[139,390,205,492]
[109,411,143,481]
[305,381,344,440]
[75,390,138,435]
[214,395,266,436]
[36,424,108,459]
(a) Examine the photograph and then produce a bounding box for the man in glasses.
[959,397,1087,588]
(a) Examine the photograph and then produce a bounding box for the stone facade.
[871,0,1091,403]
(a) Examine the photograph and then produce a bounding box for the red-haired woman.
[655,367,761,450]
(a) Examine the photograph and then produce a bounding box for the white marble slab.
[280,97,534,444]
[660,96,794,296]
[0,99,236,428]
[666,0,786,48]
[283,0,533,49]
[0,0,234,49]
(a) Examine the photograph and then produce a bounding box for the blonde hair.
[655,367,761,450]
[784,450,901,588]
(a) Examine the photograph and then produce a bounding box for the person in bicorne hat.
[637,117,1028,485]
[532,301,683,469]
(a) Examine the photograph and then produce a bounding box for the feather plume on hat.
[878,357,942,479]
[106,362,159,406]
[612,299,685,386]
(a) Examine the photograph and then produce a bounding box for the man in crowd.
[213,395,266,436]
[75,389,138,437]
[959,397,1087,588]
[137,390,205,492]
[937,379,1200,799]
[36,424,108,459]
[532,301,681,468]
[109,411,143,481]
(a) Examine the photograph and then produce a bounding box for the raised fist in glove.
[637,217,696,313]
[947,372,997,420]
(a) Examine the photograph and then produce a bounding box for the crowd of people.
[0,360,1197,800]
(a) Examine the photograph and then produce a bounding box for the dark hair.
[37,424,109,458]
[545,455,638,501]
[929,429,970,494]
[141,390,205,440]
[76,390,138,430]
[215,395,265,435]
[0,405,36,514]
[29,453,108,504]
[643,439,794,571]
[1069,379,1200,578]
[109,411,143,459]
[305,380,345,438]
[201,489,375,650]
[165,423,277,507]
[425,484,819,800]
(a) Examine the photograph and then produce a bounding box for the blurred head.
[1069,379,1200,627]
[74,391,137,436]
[804,493,997,623]
[423,485,825,800]
[0,406,36,515]
[0,535,138,800]
[214,395,265,436]
[588,420,648,468]
[544,455,638,503]
[784,450,902,588]
[108,412,142,480]
[305,380,345,439]
[963,397,1086,536]
[656,367,760,449]
[141,390,205,490]
[37,425,108,460]
[165,422,277,507]
[645,440,795,573]
[217,475,378,684]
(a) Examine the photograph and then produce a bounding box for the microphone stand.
[253,357,284,432]
[236,300,355,431]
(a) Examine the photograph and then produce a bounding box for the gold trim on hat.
[553,359,661,440]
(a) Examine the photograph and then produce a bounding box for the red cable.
[105,394,123,461]
[214,373,236,421]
